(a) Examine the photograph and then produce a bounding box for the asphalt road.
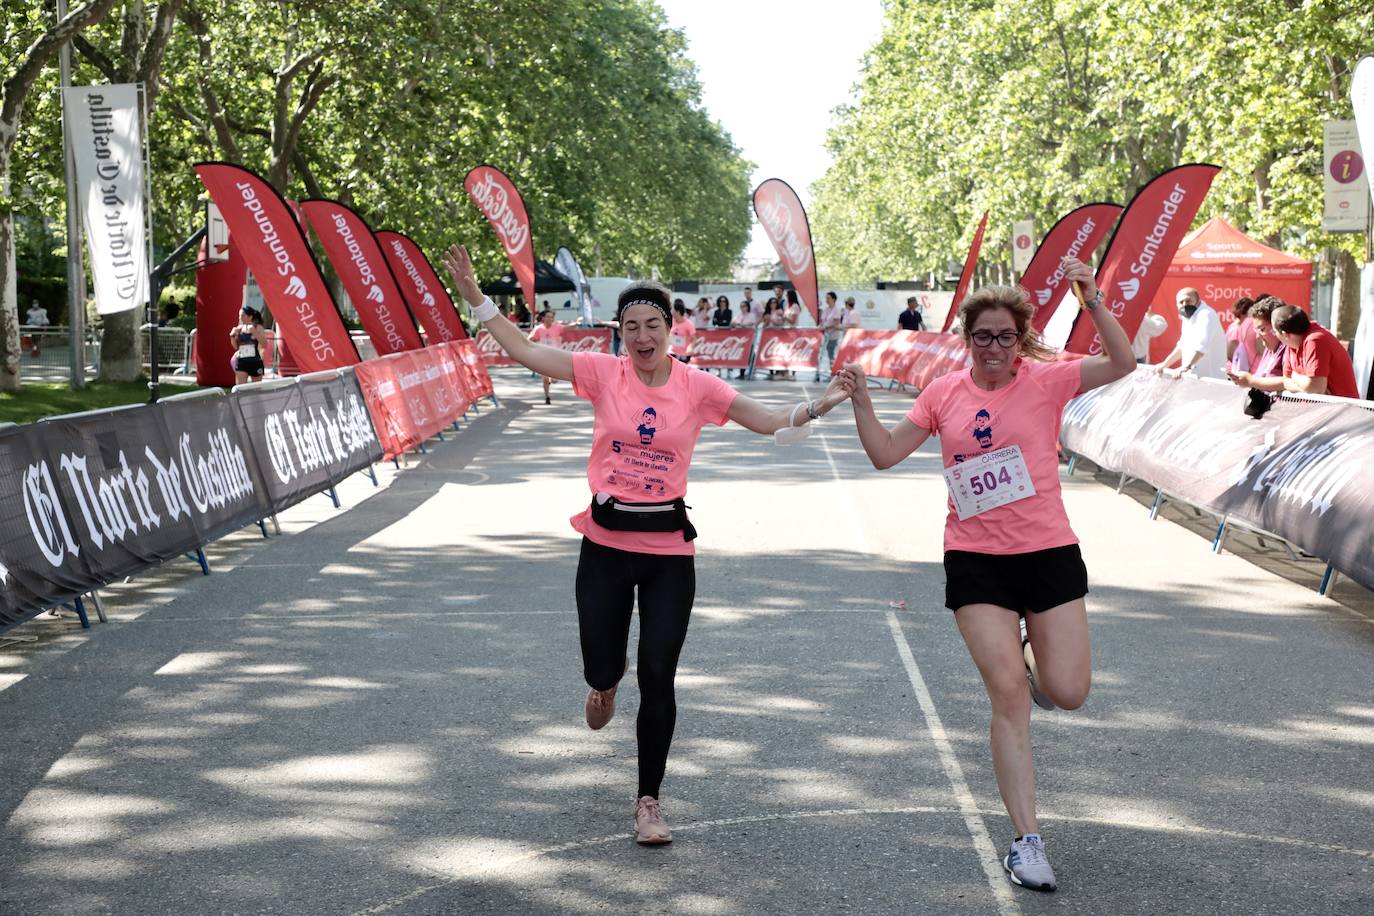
[1,370,1371,916]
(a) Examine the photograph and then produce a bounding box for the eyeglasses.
[970,330,1019,348]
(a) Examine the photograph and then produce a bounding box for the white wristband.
[472,297,499,322]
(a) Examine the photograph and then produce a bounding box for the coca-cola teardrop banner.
[376,230,469,342]
[1064,164,1220,355]
[194,162,359,371]
[464,164,536,309]
[1020,203,1123,332]
[299,200,424,354]
[753,179,820,324]
[942,211,988,332]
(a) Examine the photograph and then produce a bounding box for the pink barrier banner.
[556,328,613,354]
[834,329,971,389]
[452,339,495,399]
[433,344,473,416]
[386,350,447,443]
[754,329,822,370]
[473,329,517,367]
[690,329,754,368]
[354,358,422,460]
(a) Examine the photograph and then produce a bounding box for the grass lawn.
[0,379,220,425]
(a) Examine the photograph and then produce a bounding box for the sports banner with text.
[1021,203,1123,332]
[1061,372,1374,590]
[943,211,988,332]
[753,179,820,323]
[195,162,358,372]
[754,330,822,371]
[300,200,424,354]
[1064,165,1220,355]
[465,165,536,308]
[376,230,469,343]
[690,329,755,369]
[452,340,495,400]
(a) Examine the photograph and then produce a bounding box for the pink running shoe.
[635,795,672,845]
[585,656,629,730]
[585,684,618,730]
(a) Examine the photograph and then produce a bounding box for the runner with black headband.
[443,244,851,845]
[835,257,1134,892]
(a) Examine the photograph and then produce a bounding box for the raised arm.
[442,244,574,382]
[726,373,850,434]
[835,364,932,469]
[1062,257,1136,393]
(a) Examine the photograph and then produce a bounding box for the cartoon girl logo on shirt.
[972,409,994,449]
[637,407,659,445]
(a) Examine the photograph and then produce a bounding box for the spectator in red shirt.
[1230,305,1358,398]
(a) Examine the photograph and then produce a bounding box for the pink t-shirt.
[531,323,565,347]
[907,359,1083,555]
[570,353,738,555]
[671,317,696,356]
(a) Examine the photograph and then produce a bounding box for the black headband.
[617,297,672,326]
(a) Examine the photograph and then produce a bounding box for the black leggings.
[575,537,695,799]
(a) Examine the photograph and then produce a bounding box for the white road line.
[806,390,1020,916]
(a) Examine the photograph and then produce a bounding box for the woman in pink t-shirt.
[443,244,850,845]
[835,257,1135,893]
[670,302,697,363]
[529,310,566,404]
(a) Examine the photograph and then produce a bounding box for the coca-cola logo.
[557,335,611,354]
[468,170,529,255]
[758,333,820,366]
[692,335,751,362]
[756,190,813,274]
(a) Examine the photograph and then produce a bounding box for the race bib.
[943,445,1036,520]
[238,343,257,358]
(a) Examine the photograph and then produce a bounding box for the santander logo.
[284,276,308,299]
[422,292,436,307]
[1035,288,1053,306]
[1118,278,1140,301]
[468,171,529,256]
[756,192,813,274]
[366,285,384,303]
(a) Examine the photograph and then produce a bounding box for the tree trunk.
[0,207,20,392]
[1330,248,1361,341]
[98,308,143,381]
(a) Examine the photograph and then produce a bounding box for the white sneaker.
[1004,833,1056,891]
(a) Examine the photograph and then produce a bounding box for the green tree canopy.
[812,0,1373,284]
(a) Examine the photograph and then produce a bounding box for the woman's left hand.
[817,372,852,415]
[1059,256,1099,304]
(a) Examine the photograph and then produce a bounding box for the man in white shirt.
[1132,311,1168,363]
[817,290,843,380]
[25,302,50,326]
[1151,288,1227,380]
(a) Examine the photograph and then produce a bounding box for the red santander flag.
[299,200,424,354]
[465,165,536,308]
[194,162,358,371]
[1020,203,1123,332]
[753,179,820,324]
[1064,164,1220,355]
[942,211,988,332]
[376,230,469,342]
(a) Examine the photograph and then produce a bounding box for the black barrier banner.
[1062,372,1374,590]
[233,370,382,515]
[0,423,97,630]
[154,393,272,545]
[0,400,266,632]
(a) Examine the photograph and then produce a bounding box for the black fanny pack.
[589,495,697,542]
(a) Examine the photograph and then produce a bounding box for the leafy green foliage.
[812,0,1374,283]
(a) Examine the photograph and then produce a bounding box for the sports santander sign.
[1064,164,1220,355]
[465,165,536,309]
[1020,203,1122,332]
[753,179,820,324]
[194,162,358,371]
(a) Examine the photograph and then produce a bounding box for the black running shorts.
[943,544,1088,614]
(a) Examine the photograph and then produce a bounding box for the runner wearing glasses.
[834,257,1135,892]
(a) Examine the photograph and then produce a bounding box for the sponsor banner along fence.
[1061,372,1374,590]
[834,330,971,388]
[690,329,755,368]
[753,329,822,370]
[473,328,612,367]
